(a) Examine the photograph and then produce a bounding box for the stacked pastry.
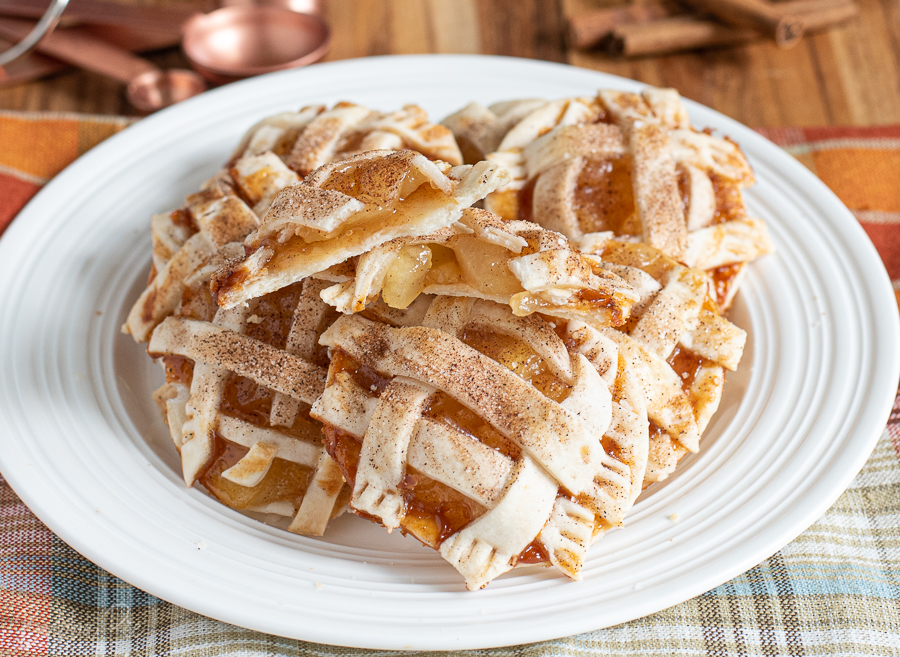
[125,89,771,589]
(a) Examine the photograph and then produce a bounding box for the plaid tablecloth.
[1,112,899,656]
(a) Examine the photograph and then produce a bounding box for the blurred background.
[0,0,897,126]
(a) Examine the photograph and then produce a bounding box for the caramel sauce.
[323,426,362,488]
[514,539,550,565]
[601,436,622,461]
[244,283,304,350]
[573,289,626,326]
[610,354,627,403]
[710,172,747,225]
[599,239,676,282]
[334,130,368,155]
[200,434,312,510]
[425,392,522,461]
[170,208,196,234]
[667,345,705,392]
[515,177,536,224]
[573,157,637,235]
[710,263,743,310]
[329,350,392,396]
[595,109,615,125]
[511,293,622,328]
[461,329,571,403]
[163,355,194,386]
[272,127,304,158]
[648,420,669,444]
[221,373,275,426]
[401,469,486,547]
[212,266,250,305]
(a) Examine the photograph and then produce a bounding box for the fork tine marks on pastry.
[440,454,559,590]
[318,314,605,494]
[312,295,651,588]
[351,378,434,531]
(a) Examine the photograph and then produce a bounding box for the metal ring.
[0,0,71,67]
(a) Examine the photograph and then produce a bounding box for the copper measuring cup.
[182,3,330,85]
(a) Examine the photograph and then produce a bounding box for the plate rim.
[0,54,897,650]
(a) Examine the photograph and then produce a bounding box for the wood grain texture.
[0,0,897,126]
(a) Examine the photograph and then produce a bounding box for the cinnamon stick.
[679,0,806,48]
[599,0,859,57]
[779,0,859,30]
[604,16,757,57]
[568,4,670,50]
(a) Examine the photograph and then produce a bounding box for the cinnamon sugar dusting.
[124,89,763,590]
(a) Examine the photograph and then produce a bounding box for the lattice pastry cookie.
[310,295,649,589]
[442,88,773,310]
[212,150,508,309]
[583,237,747,485]
[147,274,348,535]
[317,206,639,328]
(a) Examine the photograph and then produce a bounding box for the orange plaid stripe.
[0,112,133,235]
[759,125,900,310]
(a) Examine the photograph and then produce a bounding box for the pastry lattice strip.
[128,101,461,343]
[311,296,647,589]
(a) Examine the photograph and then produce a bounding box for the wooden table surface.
[1,0,898,127]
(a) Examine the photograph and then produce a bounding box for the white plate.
[0,55,897,651]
